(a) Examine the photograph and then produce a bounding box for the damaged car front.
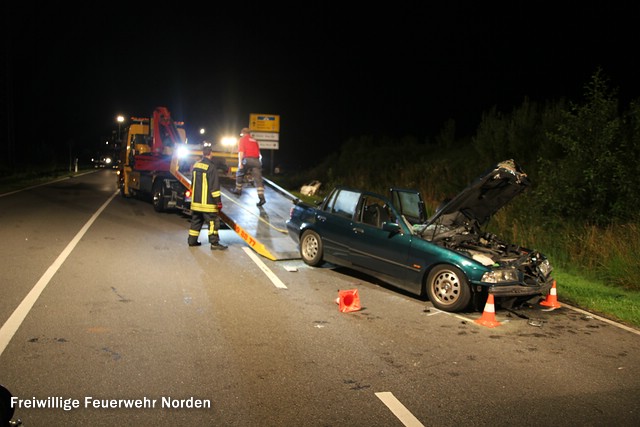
[415,159,555,309]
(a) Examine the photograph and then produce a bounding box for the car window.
[360,196,395,228]
[331,189,360,219]
[324,190,339,212]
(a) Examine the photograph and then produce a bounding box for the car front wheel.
[425,265,471,312]
[300,230,323,266]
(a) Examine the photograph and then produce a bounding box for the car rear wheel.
[300,230,323,266]
[425,265,471,312]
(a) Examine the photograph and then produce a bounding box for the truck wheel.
[425,265,471,312]
[118,179,128,198]
[300,230,323,266]
[152,182,167,212]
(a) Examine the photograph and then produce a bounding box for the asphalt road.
[1,169,639,426]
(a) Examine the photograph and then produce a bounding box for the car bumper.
[486,278,554,298]
[285,220,301,244]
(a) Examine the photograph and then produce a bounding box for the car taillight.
[185,189,191,198]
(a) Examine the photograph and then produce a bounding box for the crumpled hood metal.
[426,159,531,227]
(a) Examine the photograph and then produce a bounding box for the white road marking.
[426,306,474,323]
[562,302,640,336]
[0,190,119,356]
[439,302,637,334]
[242,247,288,289]
[0,171,97,198]
[375,391,425,427]
[0,176,71,197]
[425,307,445,316]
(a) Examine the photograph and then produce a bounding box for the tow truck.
[116,106,208,212]
[116,106,299,260]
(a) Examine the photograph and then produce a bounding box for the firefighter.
[188,144,228,250]
[231,127,266,207]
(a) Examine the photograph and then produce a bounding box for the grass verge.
[553,269,640,329]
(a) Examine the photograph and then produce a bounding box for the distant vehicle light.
[221,136,237,147]
[104,157,112,164]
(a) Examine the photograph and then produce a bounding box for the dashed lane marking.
[242,247,288,289]
[376,391,425,427]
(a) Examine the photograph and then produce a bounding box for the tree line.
[305,68,640,228]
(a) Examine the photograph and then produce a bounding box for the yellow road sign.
[250,114,280,132]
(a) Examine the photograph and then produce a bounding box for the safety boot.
[256,196,266,207]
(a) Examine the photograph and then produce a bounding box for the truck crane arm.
[151,106,185,154]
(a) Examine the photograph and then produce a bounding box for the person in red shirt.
[232,127,266,206]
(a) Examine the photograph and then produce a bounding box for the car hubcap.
[303,237,318,259]
[433,271,460,304]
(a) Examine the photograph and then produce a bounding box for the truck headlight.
[482,268,519,283]
[221,136,237,147]
[176,145,189,159]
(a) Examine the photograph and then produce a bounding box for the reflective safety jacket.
[190,156,221,213]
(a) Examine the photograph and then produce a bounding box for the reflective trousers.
[188,210,221,245]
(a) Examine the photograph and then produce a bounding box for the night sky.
[3,2,639,168]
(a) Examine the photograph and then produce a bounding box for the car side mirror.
[382,221,401,234]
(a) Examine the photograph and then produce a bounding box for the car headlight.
[538,259,552,277]
[482,268,519,283]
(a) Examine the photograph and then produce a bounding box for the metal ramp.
[219,178,301,261]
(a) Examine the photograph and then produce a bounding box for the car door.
[348,194,419,288]
[314,188,361,263]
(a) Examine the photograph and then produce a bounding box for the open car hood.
[425,159,530,227]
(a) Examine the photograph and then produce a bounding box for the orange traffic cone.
[335,289,361,313]
[540,280,561,309]
[474,294,501,328]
